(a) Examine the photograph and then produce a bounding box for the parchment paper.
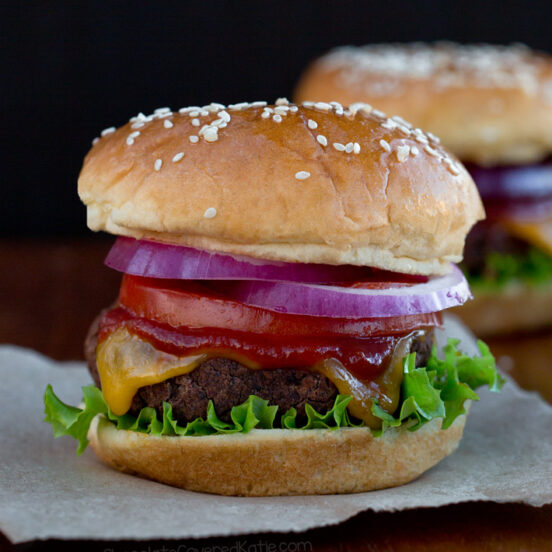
[1,316,551,544]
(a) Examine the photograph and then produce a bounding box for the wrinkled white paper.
[1,316,551,544]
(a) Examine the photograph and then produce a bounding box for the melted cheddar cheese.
[96,328,415,428]
[503,217,552,256]
[97,328,207,416]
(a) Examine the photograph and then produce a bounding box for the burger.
[295,43,552,337]
[44,99,502,496]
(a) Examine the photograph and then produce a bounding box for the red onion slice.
[467,159,552,202]
[220,265,471,318]
[105,237,374,283]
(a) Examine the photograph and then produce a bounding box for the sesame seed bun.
[87,410,467,496]
[295,44,552,166]
[78,100,483,276]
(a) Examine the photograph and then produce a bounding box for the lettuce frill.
[44,339,503,454]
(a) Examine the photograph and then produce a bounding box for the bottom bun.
[88,413,467,496]
[453,283,552,337]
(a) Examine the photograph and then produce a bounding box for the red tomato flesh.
[117,274,441,339]
[98,275,441,386]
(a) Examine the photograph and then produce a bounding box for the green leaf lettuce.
[44,338,504,454]
[466,246,552,293]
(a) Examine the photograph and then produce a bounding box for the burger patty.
[85,314,433,424]
[463,222,530,275]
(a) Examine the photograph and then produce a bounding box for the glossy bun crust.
[295,44,552,165]
[79,100,482,275]
[88,413,467,496]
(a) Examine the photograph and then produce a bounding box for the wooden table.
[1,238,551,552]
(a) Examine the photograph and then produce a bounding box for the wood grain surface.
[1,237,550,552]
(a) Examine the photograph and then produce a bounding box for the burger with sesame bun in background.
[295,43,552,342]
[43,98,503,496]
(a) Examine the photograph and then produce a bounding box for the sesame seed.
[154,159,162,171]
[381,119,398,130]
[189,135,199,143]
[372,109,386,119]
[204,103,225,112]
[154,107,171,114]
[450,166,461,175]
[172,152,184,162]
[273,114,282,123]
[411,146,420,156]
[295,171,311,180]
[345,142,354,153]
[274,106,289,115]
[448,163,461,175]
[307,119,318,129]
[302,101,315,107]
[126,137,135,146]
[333,142,346,151]
[289,105,299,112]
[203,207,217,219]
[314,101,332,111]
[228,102,250,110]
[424,145,440,157]
[427,132,441,144]
[189,110,200,117]
[316,135,328,146]
[192,118,200,126]
[218,111,231,122]
[275,97,290,105]
[131,121,145,129]
[157,112,172,118]
[396,145,410,162]
[203,127,218,142]
[444,158,461,175]
[251,101,268,107]
[129,131,140,139]
[379,139,391,152]
[101,127,116,136]
[92,137,99,145]
[164,120,174,129]
[349,102,373,115]
[353,142,361,154]
[261,111,270,119]
[391,115,412,128]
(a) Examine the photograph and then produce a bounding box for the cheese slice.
[96,327,408,428]
[502,217,552,256]
[97,328,208,416]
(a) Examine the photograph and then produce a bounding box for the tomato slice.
[118,274,441,338]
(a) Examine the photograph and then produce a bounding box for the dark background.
[3,0,552,237]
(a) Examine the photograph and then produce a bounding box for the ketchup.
[99,307,433,383]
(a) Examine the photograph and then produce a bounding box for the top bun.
[295,43,552,166]
[79,99,483,275]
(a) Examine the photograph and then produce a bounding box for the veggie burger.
[296,43,552,336]
[44,99,502,496]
